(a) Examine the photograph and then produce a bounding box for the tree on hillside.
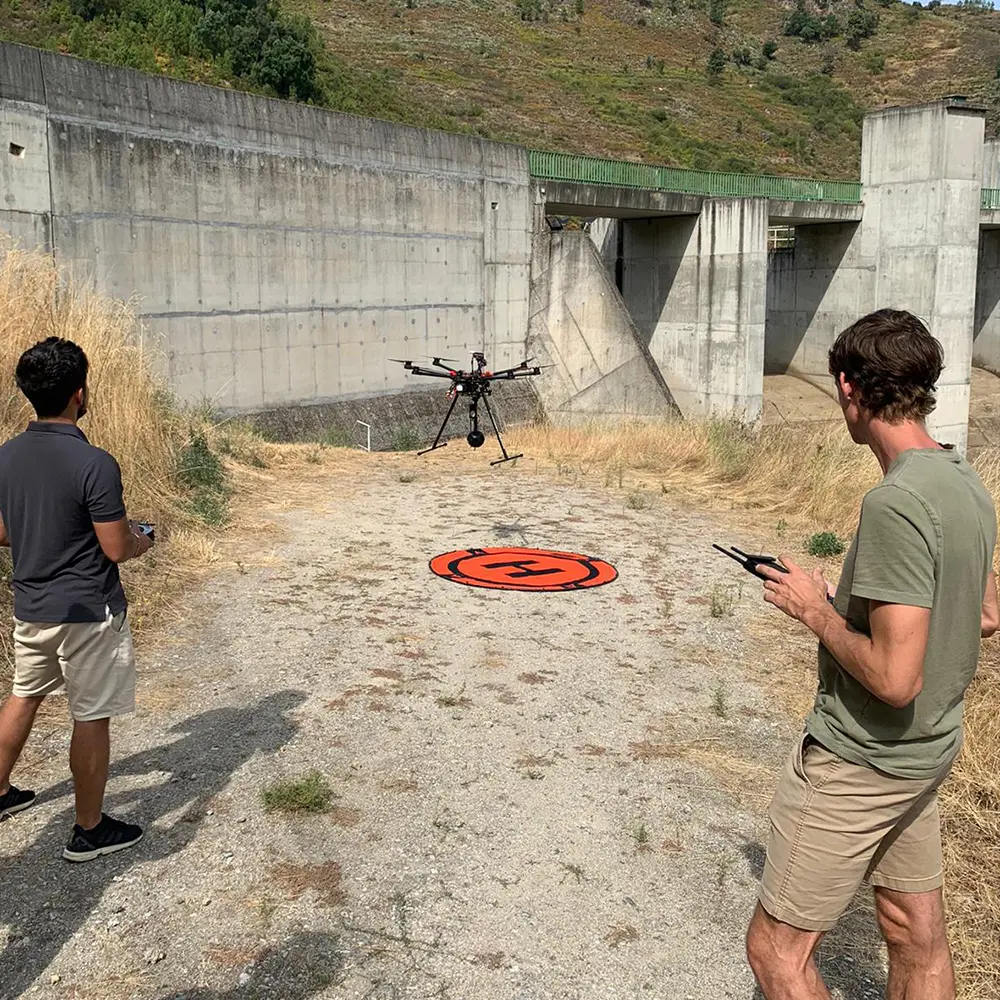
[784,0,843,42]
[845,6,880,48]
[707,47,727,77]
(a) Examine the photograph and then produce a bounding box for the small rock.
[236,817,248,824]
[203,898,212,907]
[50,975,60,985]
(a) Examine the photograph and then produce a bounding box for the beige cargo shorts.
[759,731,952,932]
[12,607,136,722]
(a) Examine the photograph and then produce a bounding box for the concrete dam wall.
[0,42,535,438]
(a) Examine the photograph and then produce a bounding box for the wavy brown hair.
[828,309,944,423]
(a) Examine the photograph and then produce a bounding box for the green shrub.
[846,7,880,48]
[262,771,334,814]
[391,426,421,452]
[178,430,230,525]
[807,531,846,557]
[707,48,728,77]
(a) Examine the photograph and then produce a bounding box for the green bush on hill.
[61,0,322,100]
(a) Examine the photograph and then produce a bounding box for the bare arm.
[803,599,930,709]
[0,512,8,548]
[760,557,930,709]
[93,517,151,564]
[983,571,999,639]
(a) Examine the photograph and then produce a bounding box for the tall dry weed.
[513,418,881,537]
[0,239,187,678]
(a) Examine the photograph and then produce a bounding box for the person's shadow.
[740,842,888,999]
[0,689,307,1000]
[156,930,345,999]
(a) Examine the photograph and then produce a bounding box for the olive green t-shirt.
[806,447,997,779]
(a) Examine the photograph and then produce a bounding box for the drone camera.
[467,430,486,448]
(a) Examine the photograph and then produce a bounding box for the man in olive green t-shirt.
[745,309,999,1000]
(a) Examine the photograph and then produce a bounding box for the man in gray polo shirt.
[0,337,153,861]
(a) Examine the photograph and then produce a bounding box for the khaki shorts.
[12,608,136,722]
[759,732,951,932]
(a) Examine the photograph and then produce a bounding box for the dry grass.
[510,419,881,539]
[511,417,1000,998]
[0,239,192,681]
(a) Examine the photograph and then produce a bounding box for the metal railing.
[529,150,863,204]
[984,188,1000,211]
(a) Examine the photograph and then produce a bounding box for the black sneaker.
[62,814,143,862]
[0,785,36,820]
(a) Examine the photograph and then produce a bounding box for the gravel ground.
[0,452,888,1000]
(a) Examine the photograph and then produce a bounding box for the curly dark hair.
[15,337,89,418]
[827,309,944,423]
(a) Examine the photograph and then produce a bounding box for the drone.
[390,351,547,465]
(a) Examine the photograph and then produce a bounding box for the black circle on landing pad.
[429,547,618,592]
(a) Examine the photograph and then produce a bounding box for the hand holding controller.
[129,520,155,557]
[713,543,836,603]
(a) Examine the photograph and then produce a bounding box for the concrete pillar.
[860,98,985,453]
[622,197,768,420]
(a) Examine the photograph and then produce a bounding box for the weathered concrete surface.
[0,41,531,414]
[527,229,680,422]
[622,198,768,420]
[861,98,985,453]
[0,99,50,250]
[983,138,1000,188]
[764,222,868,381]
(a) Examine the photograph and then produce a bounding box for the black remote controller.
[713,544,787,579]
[713,543,836,603]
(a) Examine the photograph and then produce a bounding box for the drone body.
[390,352,546,465]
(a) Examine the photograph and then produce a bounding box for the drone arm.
[487,367,542,380]
[402,366,459,379]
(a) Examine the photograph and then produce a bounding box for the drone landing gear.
[417,390,521,465]
[480,394,522,467]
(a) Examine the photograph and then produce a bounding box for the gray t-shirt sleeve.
[851,485,937,608]
[82,450,127,524]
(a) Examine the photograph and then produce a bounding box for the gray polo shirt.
[0,421,127,623]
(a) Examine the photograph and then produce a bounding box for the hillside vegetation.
[2,0,1000,175]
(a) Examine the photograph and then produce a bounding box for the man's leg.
[866,778,955,1000]
[59,612,143,861]
[0,693,45,793]
[70,717,110,830]
[1,621,64,814]
[875,887,955,1000]
[746,904,831,1000]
